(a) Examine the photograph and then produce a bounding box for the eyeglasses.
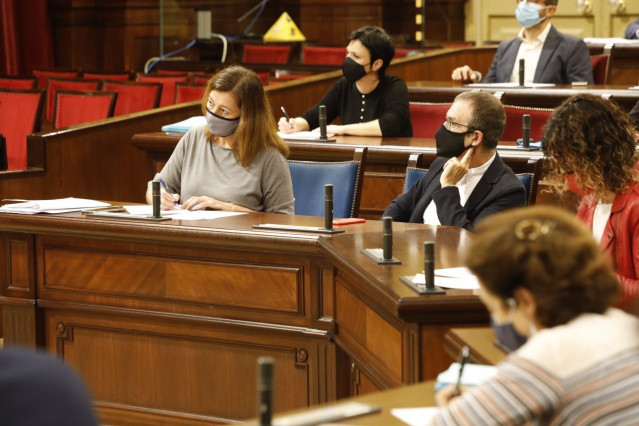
[444,116,472,131]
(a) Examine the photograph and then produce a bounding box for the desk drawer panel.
[42,247,303,314]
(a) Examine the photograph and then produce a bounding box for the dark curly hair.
[542,94,639,202]
[466,206,620,328]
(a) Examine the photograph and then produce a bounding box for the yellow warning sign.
[263,12,306,42]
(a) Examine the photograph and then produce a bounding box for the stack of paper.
[0,198,110,214]
[277,131,335,141]
[161,116,206,133]
[411,267,480,290]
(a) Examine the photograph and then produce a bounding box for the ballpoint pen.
[452,346,469,397]
[158,178,178,206]
[280,106,294,128]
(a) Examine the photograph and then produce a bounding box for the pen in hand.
[280,106,294,128]
[452,346,470,397]
[158,178,178,206]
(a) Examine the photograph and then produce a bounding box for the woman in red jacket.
[543,94,639,311]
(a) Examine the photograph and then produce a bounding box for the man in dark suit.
[625,18,639,39]
[0,348,98,425]
[451,0,593,85]
[383,91,526,230]
[631,100,639,129]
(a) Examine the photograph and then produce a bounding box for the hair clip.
[514,219,556,241]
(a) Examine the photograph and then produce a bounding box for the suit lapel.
[464,155,503,214]
[534,25,560,82]
[500,39,522,82]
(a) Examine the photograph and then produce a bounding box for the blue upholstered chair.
[288,147,367,218]
[403,153,428,193]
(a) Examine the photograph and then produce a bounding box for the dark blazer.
[383,154,526,230]
[484,25,594,85]
[630,100,639,128]
[625,18,639,39]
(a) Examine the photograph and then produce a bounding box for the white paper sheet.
[0,198,110,214]
[123,205,246,221]
[410,267,480,290]
[277,131,335,141]
[391,407,440,425]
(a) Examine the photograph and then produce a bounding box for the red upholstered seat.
[394,48,416,59]
[0,89,45,170]
[82,71,132,81]
[0,76,37,89]
[101,80,162,116]
[409,102,451,138]
[53,90,117,129]
[243,45,291,64]
[32,69,80,89]
[191,74,212,85]
[302,46,346,65]
[590,54,609,85]
[502,105,554,142]
[174,82,206,104]
[136,73,189,107]
[45,77,100,121]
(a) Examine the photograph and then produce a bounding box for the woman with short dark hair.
[278,26,412,137]
[542,94,639,311]
[432,205,639,424]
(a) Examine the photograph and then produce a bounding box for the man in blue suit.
[626,18,639,39]
[452,0,593,85]
[383,91,526,230]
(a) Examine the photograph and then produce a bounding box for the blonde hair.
[200,65,289,166]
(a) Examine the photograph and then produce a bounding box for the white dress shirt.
[592,201,612,244]
[423,153,496,225]
[509,23,552,84]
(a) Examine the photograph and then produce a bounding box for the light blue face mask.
[515,1,548,29]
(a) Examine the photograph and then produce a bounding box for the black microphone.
[424,241,435,290]
[324,184,333,230]
[152,180,161,218]
[519,58,525,87]
[257,357,274,426]
[319,105,327,141]
[382,216,393,261]
[522,114,530,149]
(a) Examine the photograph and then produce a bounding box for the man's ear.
[470,129,484,147]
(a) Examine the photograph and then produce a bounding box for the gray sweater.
[153,125,294,214]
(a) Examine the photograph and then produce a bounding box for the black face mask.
[342,57,368,83]
[491,318,528,353]
[435,124,473,158]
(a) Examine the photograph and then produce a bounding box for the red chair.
[243,45,291,64]
[191,73,212,85]
[53,90,117,129]
[101,80,162,116]
[409,102,451,138]
[0,89,45,170]
[590,54,609,85]
[0,76,37,89]
[502,105,554,142]
[136,73,189,107]
[174,82,206,104]
[45,77,101,121]
[302,46,346,66]
[394,48,416,59]
[32,68,80,89]
[82,71,133,81]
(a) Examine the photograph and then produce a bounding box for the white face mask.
[515,1,549,28]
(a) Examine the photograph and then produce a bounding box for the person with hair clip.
[542,94,639,311]
[451,0,593,85]
[432,205,639,424]
[146,65,294,213]
[277,25,412,137]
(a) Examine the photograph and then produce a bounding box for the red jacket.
[578,181,639,311]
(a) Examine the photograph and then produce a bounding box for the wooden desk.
[444,327,506,366]
[0,211,485,425]
[408,82,639,112]
[132,132,552,219]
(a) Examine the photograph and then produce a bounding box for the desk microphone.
[319,105,327,141]
[324,184,333,230]
[522,114,530,149]
[152,181,161,218]
[257,357,274,426]
[519,59,525,87]
[382,216,393,261]
[423,241,445,294]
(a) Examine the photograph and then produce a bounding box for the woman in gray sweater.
[146,65,294,214]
